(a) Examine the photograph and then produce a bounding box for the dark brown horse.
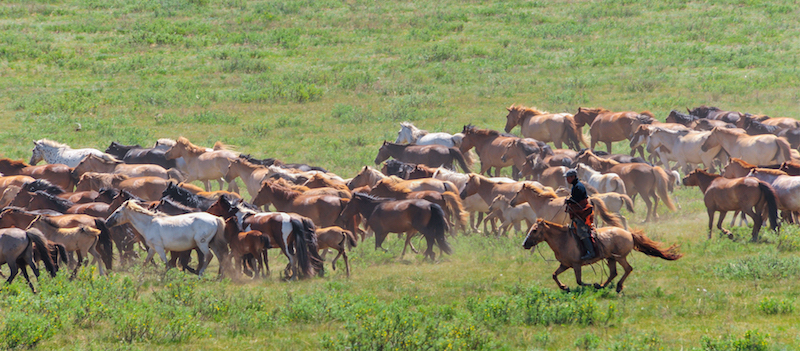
[688,105,742,124]
[222,216,270,279]
[374,141,470,172]
[253,180,349,229]
[369,182,468,235]
[573,107,654,158]
[337,193,451,260]
[522,219,681,292]
[682,169,778,241]
[0,158,75,192]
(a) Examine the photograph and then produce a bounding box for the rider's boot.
[580,237,595,260]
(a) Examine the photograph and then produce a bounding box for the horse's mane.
[36,139,71,149]
[212,141,231,150]
[753,168,788,176]
[463,125,512,137]
[272,178,310,192]
[691,169,721,178]
[126,200,168,217]
[24,179,65,195]
[399,122,426,136]
[304,174,348,190]
[0,158,30,169]
[98,187,120,198]
[155,197,197,213]
[175,137,208,154]
[163,183,210,208]
[509,105,548,116]
[267,181,303,199]
[155,138,176,147]
[353,192,394,202]
[577,107,611,115]
[729,158,757,169]
[537,218,567,230]
[525,183,558,199]
[32,191,75,211]
[638,111,655,119]
[375,180,412,195]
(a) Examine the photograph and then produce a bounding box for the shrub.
[700,330,770,351]
[758,297,794,315]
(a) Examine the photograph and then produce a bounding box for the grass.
[2,0,800,349]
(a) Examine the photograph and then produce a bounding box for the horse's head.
[252,182,274,207]
[374,141,390,165]
[522,220,546,250]
[459,174,479,199]
[628,125,651,150]
[573,107,602,127]
[700,127,719,152]
[395,122,414,144]
[504,105,522,133]
[681,169,703,187]
[688,105,710,118]
[29,141,44,165]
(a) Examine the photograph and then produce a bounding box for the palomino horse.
[374,141,471,173]
[682,169,778,241]
[509,183,623,228]
[29,139,112,168]
[338,193,451,260]
[573,108,654,158]
[701,127,792,166]
[316,226,357,277]
[629,126,724,173]
[164,137,239,192]
[688,105,742,124]
[459,125,519,177]
[0,158,75,192]
[72,154,181,181]
[106,200,228,276]
[522,219,682,292]
[252,180,348,229]
[27,216,107,276]
[0,227,57,292]
[746,168,800,223]
[504,105,586,150]
[223,158,272,199]
[575,164,626,194]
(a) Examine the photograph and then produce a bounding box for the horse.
[0,227,57,292]
[105,141,180,170]
[509,183,623,228]
[337,193,451,260]
[374,141,471,173]
[369,182,469,236]
[459,125,519,177]
[0,158,75,191]
[161,182,219,211]
[687,105,742,124]
[780,161,800,176]
[347,166,389,190]
[682,169,778,241]
[395,121,475,165]
[701,127,792,166]
[666,110,699,127]
[573,108,654,158]
[106,200,228,276]
[504,105,586,150]
[631,127,723,173]
[575,164,627,194]
[29,139,112,168]
[252,180,348,229]
[221,216,270,279]
[483,195,536,237]
[499,138,551,179]
[223,158,273,199]
[72,154,181,181]
[315,226,357,277]
[381,160,438,180]
[746,168,800,223]
[693,119,738,131]
[522,219,682,292]
[0,175,37,196]
[164,137,239,192]
[27,216,107,276]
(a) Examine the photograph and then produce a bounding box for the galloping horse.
[27,216,107,276]
[522,219,682,292]
[369,182,468,235]
[29,139,111,168]
[509,183,623,228]
[374,141,471,172]
[395,122,464,148]
[164,137,239,192]
[223,158,272,199]
[0,227,57,292]
[0,158,75,192]
[347,166,388,190]
[459,125,521,177]
[338,193,451,260]
[573,108,654,158]
[504,105,586,150]
[701,127,792,166]
[682,169,778,241]
[315,226,357,277]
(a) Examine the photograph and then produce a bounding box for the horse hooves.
[593,283,603,289]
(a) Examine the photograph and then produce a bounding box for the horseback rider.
[564,168,595,260]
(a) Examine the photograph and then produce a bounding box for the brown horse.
[0,227,57,292]
[72,154,181,181]
[374,141,471,172]
[0,158,75,192]
[252,180,348,229]
[459,125,519,177]
[316,226,357,276]
[164,137,239,192]
[369,182,468,235]
[347,166,389,190]
[338,193,451,260]
[75,172,174,201]
[499,138,553,178]
[222,216,270,278]
[504,105,586,150]
[682,169,778,241]
[780,161,800,176]
[522,219,682,292]
[573,107,654,158]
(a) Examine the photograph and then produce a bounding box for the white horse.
[395,122,475,165]
[747,169,800,223]
[106,200,227,275]
[483,195,537,237]
[636,128,724,173]
[575,163,627,194]
[29,139,110,168]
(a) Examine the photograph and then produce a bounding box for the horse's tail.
[449,148,472,173]
[343,229,358,249]
[167,168,186,182]
[612,176,627,195]
[27,228,57,277]
[290,217,324,278]
[426,204,452,255]
[620,194,635,213]
[775,137,792,163]
[94,218,114,270]
[564,115,588,150]
[652,166,677,211]
[463,149,477,168]
[53,242,68,268]
[590,197,624,228]
[631,230,682,260]
[442,191,469,234]
[757,181,779,231]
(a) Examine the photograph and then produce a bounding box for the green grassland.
[2,0,800,349]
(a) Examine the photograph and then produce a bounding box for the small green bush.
[700,330,770,351]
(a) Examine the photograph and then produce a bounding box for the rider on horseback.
[564,168,595,260]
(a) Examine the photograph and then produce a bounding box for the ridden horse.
[459,125,519,177]
[27,216,107,276]
[105,141,180,170]
[746,168,800,223]
[374,141,471,173]
[0,158,75,191]
[522,219,682,292]
[369,182,469,235]
[554,188,636,230]
[630,127,724,173]
[688,105,742,124]
[337,193,451,260]
[29,139,112,168]
[315,226,357,277]
[509,183,623,228]
[573,107,654,158]
[106,200,228,276]
[164,137,239,192]
[504,105,586,150]
[575,164,627,194]
[72,154,181,181]
[682,169,778,241]
[701,127,792,166]
[252,180,348,229]
[0,227,57,292]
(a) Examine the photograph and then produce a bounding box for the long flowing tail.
[290,217,324,278]
[449,148,472,173]
[620,194,635,213]
[343,229,358,249]
[441,191,469,234]
[757,181,779,230]
[653,166,677,211]
[612,177,627,194]
[564,115,588,150]
[94,219,114,270]
[631,230,682,260]
[590,197,624,228]
[776,138,792,163]
[426,204,452,255]
[27,228,57,277]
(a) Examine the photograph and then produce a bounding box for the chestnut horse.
[222,216,270,279]
[374,141,471,173]
[316,226,357,277]
[369,182,468,235]
[522,219,682,292]
[504,105,586,150]
[459,125,518,177]
[0,158,75,192]
[573,107,654,158]
[72,154,181,181]
[682,169,778,241]
[252,180,348,229]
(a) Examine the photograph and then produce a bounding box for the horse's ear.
[577,107,582,113]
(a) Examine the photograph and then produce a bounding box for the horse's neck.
[268,186,300,207]
[384,143,407,157]
[543,227,576,260]
[370,171,387,186]
[698,174,721,192]
[355,199,381,218]
[123,208,159,231]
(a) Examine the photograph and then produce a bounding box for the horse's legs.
[5,260,19,285]
[552,264,570,291]
[342,250,350,277]
[743,207,762,242]
[614,256,633,293]
[598,258,618,289]
[203,180,212,192]
[401,231,419,257]
[262,249,270,277]
[196,244,212,276]
[18,263,35,293]
[706,208,716,239]
[716,211,732,239]
[605,141,613,155]
[331,249,343,271]
[573,265,591,287]
[641,192,654,223]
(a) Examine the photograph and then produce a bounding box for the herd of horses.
[2,104,797,293]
